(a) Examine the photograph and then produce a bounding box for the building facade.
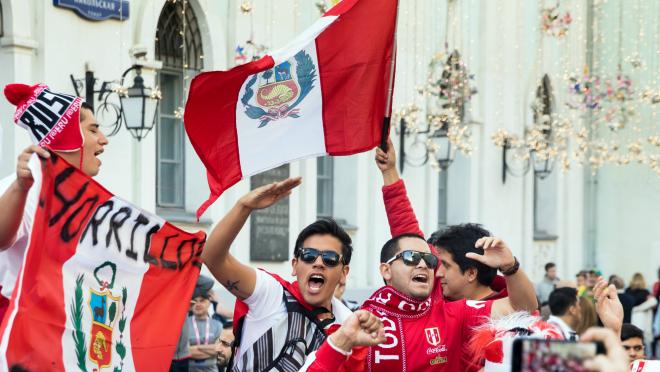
[0,0,658,305]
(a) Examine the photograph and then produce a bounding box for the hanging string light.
[564,0,659,174]
[234,0,269,64]
[491,0,659,176]
[393,0,477,172]
[173,0,188,119]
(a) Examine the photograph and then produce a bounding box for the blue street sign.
[53,0,129,22]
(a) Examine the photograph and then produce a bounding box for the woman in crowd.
[627,273,658,352]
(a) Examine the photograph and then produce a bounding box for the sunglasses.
[297,248,344,267]
[386,250,438,269]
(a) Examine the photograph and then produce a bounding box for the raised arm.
[375,138,424,238]
[202,177,301,300]
[0,145,50,250]
[465,237,538,317]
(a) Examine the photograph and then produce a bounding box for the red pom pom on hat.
[3,83,38,106]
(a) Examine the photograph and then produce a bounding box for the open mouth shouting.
[93,149,104,165]
[307,273,326,295]
[412,272,429,285]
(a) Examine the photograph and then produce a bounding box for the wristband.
[500,256,520,276]
[327,337,353,357]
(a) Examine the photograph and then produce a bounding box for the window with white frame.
[155,1,204,211]
[157,71,185,208]
[317,156,334,218]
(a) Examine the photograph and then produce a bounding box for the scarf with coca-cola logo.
[362,286,475,372]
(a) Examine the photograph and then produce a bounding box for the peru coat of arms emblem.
[241,50,317,128]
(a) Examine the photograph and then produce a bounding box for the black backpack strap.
[227,314,245,371]
[283,289,335,332]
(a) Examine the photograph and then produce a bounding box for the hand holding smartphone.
[512,338,606,372]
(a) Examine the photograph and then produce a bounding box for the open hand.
[593,278,624,336]
[15,145,50,191]
[466,237,515,271]
[238,177,302,210]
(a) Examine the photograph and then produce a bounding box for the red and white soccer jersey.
[308,286,493,372]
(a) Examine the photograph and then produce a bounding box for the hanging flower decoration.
[316,0,342,14]
[566,67,637,132]
[393,50,478,171]
[566,66,603,111]
[492,75,574,177]
[240,1,252,14]
[641,89,660,105]
[541,5,572,38]
[420,50,478,120]
[234,40,269,65]
[235,45,248,64]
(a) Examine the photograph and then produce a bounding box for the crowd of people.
[0,84,658,371]
[161,138,659,371]
[536,263,660,361]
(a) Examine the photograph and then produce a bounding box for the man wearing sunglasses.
[374,138,525,305]
[308,231,528,372]
[202,178,374,371]
[306,143,538,372]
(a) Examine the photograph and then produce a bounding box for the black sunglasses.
[386,250,438,269]
[297,247,343,267]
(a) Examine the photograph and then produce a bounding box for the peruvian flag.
[184,0,398,218]
[0,153,206,371]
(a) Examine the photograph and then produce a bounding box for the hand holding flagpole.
[380,0,400,151]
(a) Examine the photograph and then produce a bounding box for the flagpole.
[380,0,400,151]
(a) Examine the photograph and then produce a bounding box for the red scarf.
[362,286,482,372]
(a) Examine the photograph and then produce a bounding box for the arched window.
[155,1,204,210]
[155,0,204,70]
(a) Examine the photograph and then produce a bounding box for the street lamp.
[498,74,556,183]
[398,117,456,173]
[118,65,160,141]
[70,64,161,141]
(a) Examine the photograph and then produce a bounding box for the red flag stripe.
[317,0,397,155]
[130,222,206,370]
[185,56,275,218]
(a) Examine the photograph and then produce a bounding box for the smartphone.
[511,338,606,372]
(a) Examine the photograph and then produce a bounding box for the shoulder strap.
[283,288,335,331]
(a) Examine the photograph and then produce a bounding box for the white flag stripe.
[60,197,165,371]
[269,15,338,65]
[236,41,327,177]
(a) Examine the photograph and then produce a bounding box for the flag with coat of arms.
[184,0,398,218]
[0,153,206,371]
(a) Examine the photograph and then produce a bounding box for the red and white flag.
[184,0,398,218]
[0,153,206,371]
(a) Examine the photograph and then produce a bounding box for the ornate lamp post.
[71,62,161,141]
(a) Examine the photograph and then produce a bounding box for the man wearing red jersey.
[377,138,510,303]
[307,141,538,372]
[309,230,537,371]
